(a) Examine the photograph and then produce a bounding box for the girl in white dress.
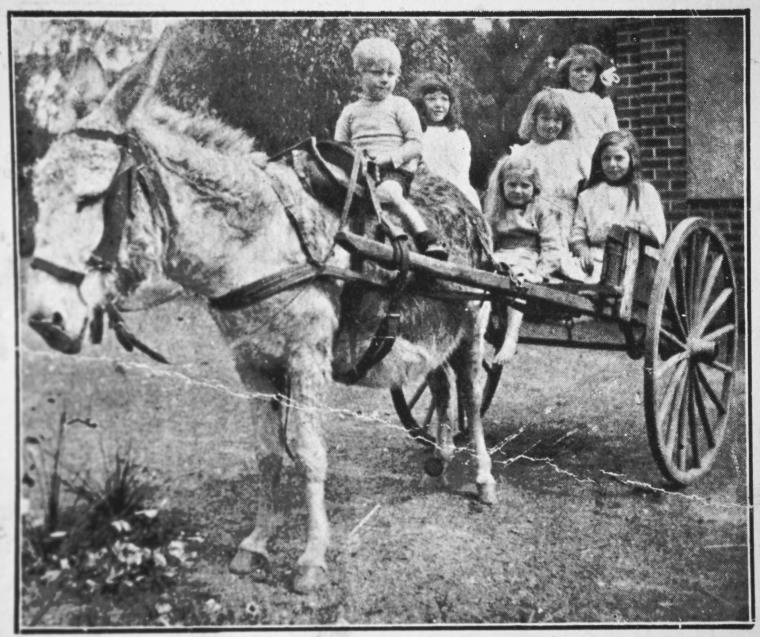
[410,72,481,210]
[554,43,620,177]
[512,89,586,247]
[570,131,667,283]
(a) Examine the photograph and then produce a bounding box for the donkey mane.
[130,100,277,233]
[148,101,259,156]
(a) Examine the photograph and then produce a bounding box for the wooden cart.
[337,217,739,486]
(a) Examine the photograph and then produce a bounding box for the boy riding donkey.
[335,37,449,260]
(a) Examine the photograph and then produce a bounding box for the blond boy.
[335,38,447,259]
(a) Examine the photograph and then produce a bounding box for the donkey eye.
[76,192,105,212]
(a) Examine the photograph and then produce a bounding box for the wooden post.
[618,231,640,322]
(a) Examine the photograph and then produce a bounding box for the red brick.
[654,37,686,49]
[640,50,668,62]
[641,71,669,83]
[656,147,686,158]
[641,93,668,106]
[641,136,669,147]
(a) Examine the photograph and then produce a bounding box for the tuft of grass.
[22,411,192,626]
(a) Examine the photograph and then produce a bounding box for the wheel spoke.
[694,253,725,321]
[694,288,733,337]
[659,360,688,439]
[666,279,688,340]
[655,350,689,379]
[687,370,701,469]
[675,248,691,330]
[693,366,716,449]
[692,233,711,317]
[663,363,689,455]
[695,363,727,415]
[676,374,690,470]
[660,326,687,351]
[704,358,734,375]
[702,322,735,342]
[422,398,436,430]
[408,377,430,410]
[687,233,700,325]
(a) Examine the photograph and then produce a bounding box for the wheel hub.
[687,337,718,363]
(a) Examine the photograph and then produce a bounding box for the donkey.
[24,32,498,592]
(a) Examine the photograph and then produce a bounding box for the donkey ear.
[75,27,178,136]
[63,49,109,120]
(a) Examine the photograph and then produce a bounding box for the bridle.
[29,126,170,364]
[30,127,133,286]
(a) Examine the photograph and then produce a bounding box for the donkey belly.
[332,294,470,388]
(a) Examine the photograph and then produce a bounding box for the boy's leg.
[376,180,447,260]
[375,181,426,232]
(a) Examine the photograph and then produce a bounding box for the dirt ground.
[19,294,751,627]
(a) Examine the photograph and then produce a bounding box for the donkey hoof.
[293,565,328,594]
[230,549,270,581]
[477,482,497,505]
[453,430,471,447]
[423,456,445,477]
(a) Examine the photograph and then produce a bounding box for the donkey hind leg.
[458,326,497,505]
[287,345,332,594]
[427,364,457,469]
[230,365,286,581]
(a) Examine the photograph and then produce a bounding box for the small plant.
[22,411,190,621]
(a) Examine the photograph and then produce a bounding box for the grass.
[19,294,751,626]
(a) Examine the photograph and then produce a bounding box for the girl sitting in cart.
[484,155,562,363]
[570,130,668,283]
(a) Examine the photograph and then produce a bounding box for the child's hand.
[367,151,394,167]
[577,247,594,274]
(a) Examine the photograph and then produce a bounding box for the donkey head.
[26,29,175,355]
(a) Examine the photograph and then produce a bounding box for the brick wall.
[615,18,746,309]
[616,18,688,226]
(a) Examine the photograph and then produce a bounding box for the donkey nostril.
[51,312,64,328]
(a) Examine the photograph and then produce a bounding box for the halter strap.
[71,128,130,147]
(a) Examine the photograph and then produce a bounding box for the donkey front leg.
[230,363,286,581]
[288,345,332,594]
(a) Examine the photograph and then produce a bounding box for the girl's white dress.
[569,181,668,283]
[555,88,618,176]
[510,140,585,242]
[421,125,481,210]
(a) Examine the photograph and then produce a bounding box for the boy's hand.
[367,151,394,167]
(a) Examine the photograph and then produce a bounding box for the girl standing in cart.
[511,89,586,276]
[570,130,668,283]
[410,72,481,211]
[484,155,562,363]
[554,43,620,176]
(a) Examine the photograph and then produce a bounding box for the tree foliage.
[13,16,619,254]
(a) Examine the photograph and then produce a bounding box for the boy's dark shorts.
[376,166,415,198]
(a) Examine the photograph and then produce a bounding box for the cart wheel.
[644,218,738,486]
[390,305,506,445]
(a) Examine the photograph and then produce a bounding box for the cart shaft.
[335,231,600,315]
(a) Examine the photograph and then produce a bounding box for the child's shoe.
[414,230,448,261]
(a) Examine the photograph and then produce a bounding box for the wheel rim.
[644,218,738,485]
